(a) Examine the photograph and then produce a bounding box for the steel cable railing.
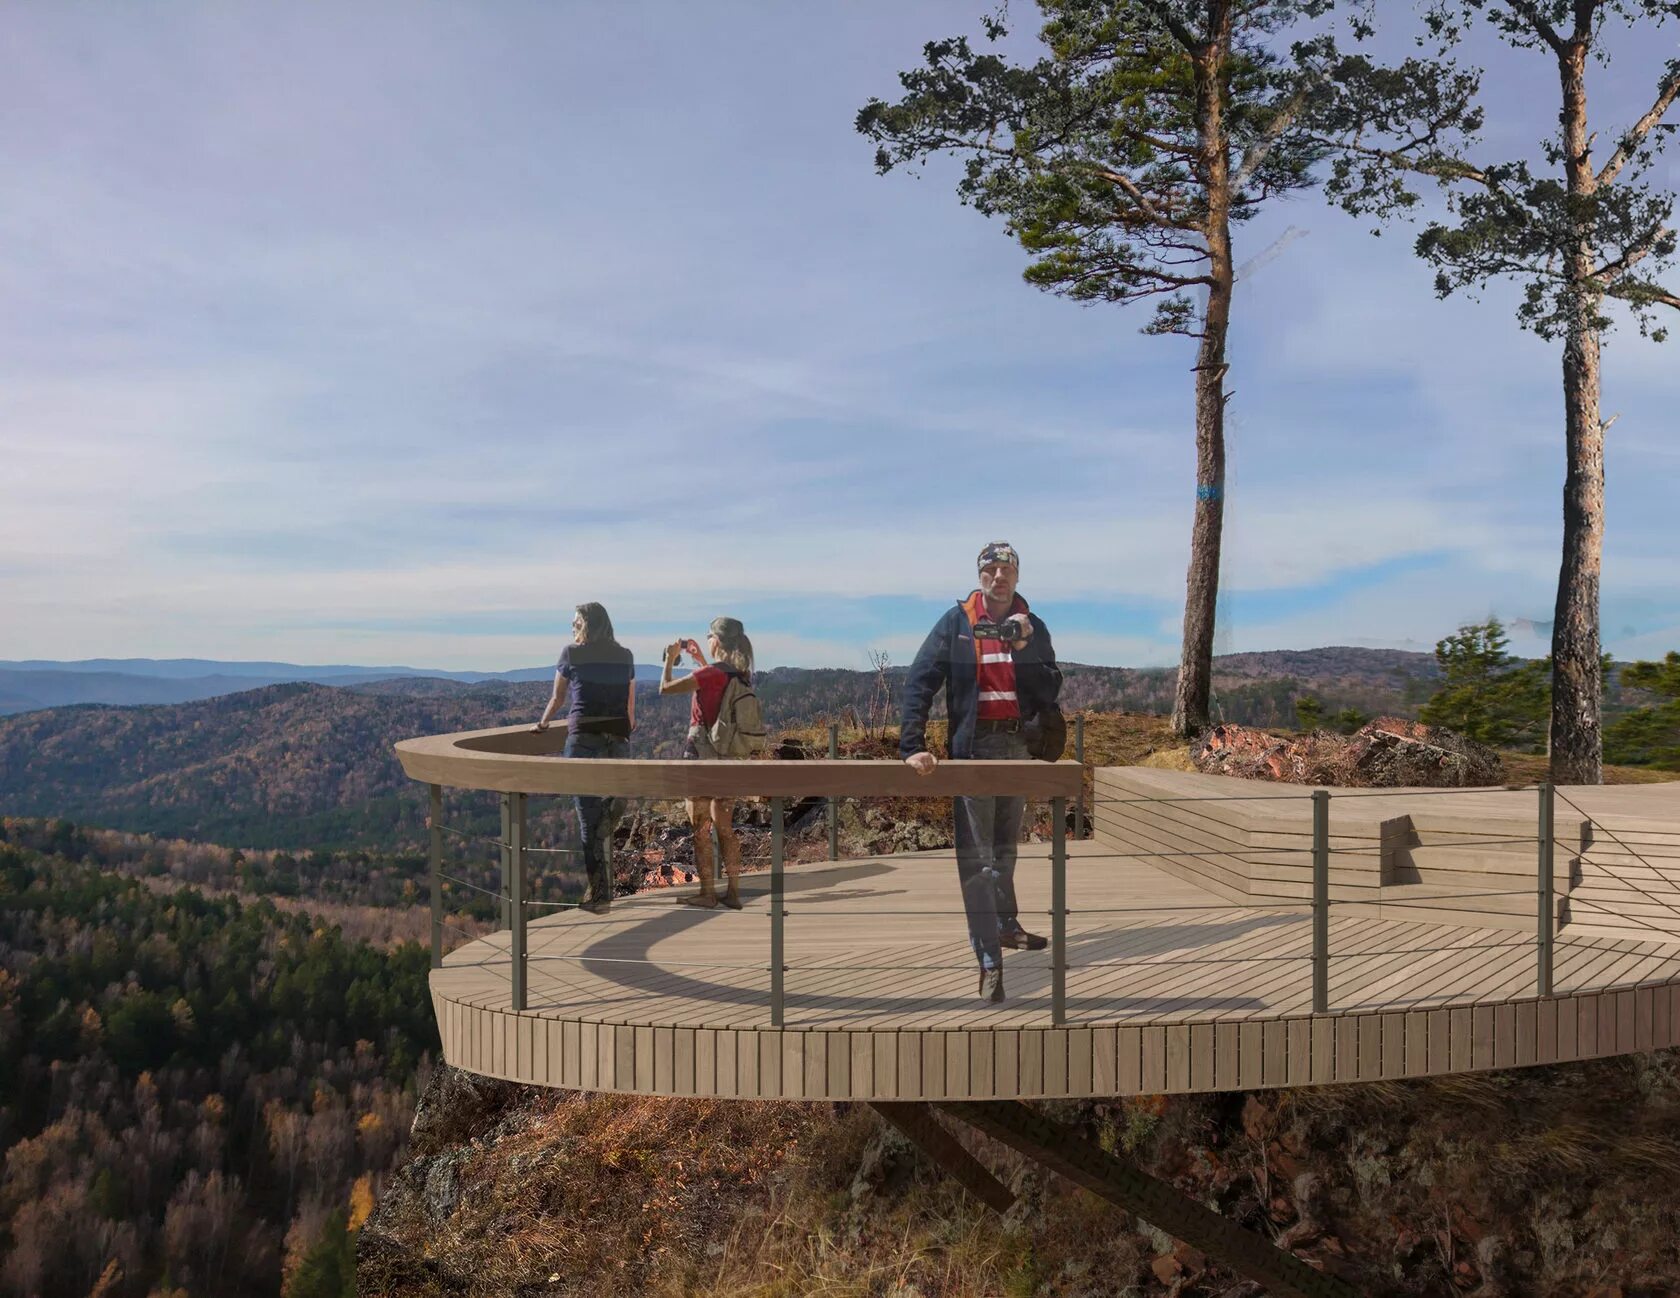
[415,737,1679,1034]
[1555,788,1680,899]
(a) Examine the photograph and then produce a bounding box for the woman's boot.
[682,822,719,908]
[717,820,743,910]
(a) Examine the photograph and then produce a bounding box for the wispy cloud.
[1,2,1675,670]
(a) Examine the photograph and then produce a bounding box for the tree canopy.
[858,1,1348,333]
[1419,618,1550,748]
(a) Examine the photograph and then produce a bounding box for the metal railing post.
[1538,781,1555,997]
[1073,716,1086,840]
[428,783,443,970]
[1312,789,1330,1014]
[510,792,527,1011]
[827,723,839,861]
[1051,795,1067,1025]
[770,796,785,1027]
[498,794,513,932]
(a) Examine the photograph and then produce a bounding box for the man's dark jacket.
[899,601,1062,760]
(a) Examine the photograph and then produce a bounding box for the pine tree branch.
[1593,224,1673,281]
[1616,286,1680,309]
[1328,136,1498,188]
[1086,266,1216,290]
[1109,125,1203,159]
[1084,166,1203,231]
[1595,65,1680,188]
[1507,0,1571,58]
[1136,0,1202,52]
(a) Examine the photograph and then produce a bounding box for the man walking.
[901,542,1062,1002]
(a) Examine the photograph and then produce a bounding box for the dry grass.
[365,1049,1680,1297]
[782,709,1680,790]
[369,1094,1152,1298]
[1499,750,1678,785]
[386,1093,817,1297]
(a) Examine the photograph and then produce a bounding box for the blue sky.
[1,2,1676,672]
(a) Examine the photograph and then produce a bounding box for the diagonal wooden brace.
[939,1101,1357,1298]
[869,1102,1015,1213]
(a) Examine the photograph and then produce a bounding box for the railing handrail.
[396,723,1082,799]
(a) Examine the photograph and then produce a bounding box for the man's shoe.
[578,896,612,916]
[720,886,743,911]
[978,967,1005,1003]
[679,892,719,910]
[999,927,1048,951]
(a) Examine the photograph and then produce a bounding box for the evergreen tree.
[1606,651,1680,768]
[1316,0,1680,782]
[857,0,1471,738]
[1331,706,1369,735]
[1420,619,1549,747]
[283,1210,356,1298]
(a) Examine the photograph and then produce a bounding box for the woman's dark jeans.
[564,731,629,902]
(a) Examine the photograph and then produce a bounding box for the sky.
[1,2,1676,673]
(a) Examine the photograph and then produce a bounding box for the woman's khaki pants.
[685,797,740,900]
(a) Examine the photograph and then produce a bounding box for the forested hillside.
[0,819,436,1298]
[0,650,1453,851]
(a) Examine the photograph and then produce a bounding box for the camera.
[974,617,1027,641]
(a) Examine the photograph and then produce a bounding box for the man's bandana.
[977,541,1019,570]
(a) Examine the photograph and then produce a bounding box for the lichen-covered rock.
[848,1119,920,1208]
[409,1064,528,1157]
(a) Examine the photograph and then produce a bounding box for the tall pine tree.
[859,1,1473,737]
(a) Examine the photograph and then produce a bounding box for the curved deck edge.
[429,975,1680,1100]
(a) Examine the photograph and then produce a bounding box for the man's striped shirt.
[961,589,1027,721]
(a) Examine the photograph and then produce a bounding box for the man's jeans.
[954,729,1028,971]
[564,731,629,902]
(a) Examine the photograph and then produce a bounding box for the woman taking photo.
[534,602,634,915]
[659,616,754,910]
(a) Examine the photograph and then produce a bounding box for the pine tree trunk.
[1552,321,1605,784]
[1550,38,1605,785]
[1171,7,1233,740]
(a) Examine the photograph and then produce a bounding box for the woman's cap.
[977,541,1019,570]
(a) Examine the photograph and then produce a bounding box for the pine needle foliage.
[1419,618,1551,748]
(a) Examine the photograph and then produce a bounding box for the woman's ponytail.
[709,616,754,679]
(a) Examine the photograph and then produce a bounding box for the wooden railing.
[397,725,1660,1026]
[397,724,1082,1024]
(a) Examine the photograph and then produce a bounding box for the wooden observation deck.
[397,726,1680,1102]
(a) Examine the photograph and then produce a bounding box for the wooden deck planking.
[432,836,1680,1098]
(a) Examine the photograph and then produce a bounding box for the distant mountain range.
[0,657,664,714]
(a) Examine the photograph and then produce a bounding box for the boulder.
[1346,718,1503,787]
[1193,719,1503,788]
[409,1063,529,1157]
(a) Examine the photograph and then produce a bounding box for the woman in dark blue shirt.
[534,602,634,915]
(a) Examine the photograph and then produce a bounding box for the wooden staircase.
[1559,825,1680,942]
[1092,768,1679,943]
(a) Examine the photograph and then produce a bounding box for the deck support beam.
[1311,790,1330,1013]
[498,794,513,933]
[428,783,443,971]
[828,725,839,861]
[869,1103,1015,1212]
[1051,796,1067,1025]
[1537,782,1555,996]
[1073,717,1085,839]
[508,792,527,1011]
[939,1101,1358,1298]
[770,797,785,1027]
